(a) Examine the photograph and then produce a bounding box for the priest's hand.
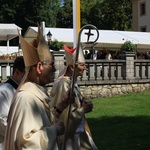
[54,119,65,136]
[82,101,93,113]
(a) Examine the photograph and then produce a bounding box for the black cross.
[84,29,94,42]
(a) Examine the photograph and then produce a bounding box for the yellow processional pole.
[73,0,80,48]
[62,1,81,150]
[63,1,99,149]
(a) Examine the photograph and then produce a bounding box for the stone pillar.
[53,51,65,78]
[121,52,136,80]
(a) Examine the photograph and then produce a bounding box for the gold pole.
[62,1,81,149]
[76,0,80,35]
[73,0,81,48]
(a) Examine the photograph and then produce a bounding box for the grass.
[86,91,150,150]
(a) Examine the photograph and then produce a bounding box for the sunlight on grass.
[86,91,150,150]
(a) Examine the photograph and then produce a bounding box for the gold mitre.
[18,33,39,67]
[37,31,52,62]
[64,44,85,65]
[29,24,40,48]
[18,25,52,67]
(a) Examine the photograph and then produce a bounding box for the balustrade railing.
[0,58,150,83]
[81,60,126,81]
[134,60,150,79]
[0,60,14,82]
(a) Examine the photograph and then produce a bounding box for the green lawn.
[86,91,150,150]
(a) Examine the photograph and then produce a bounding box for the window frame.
[140,1,146,16]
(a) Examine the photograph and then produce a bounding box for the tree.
[56,0,73,28]
[0,0,61,35]
[90,0,132,30]
[48,0,61,27]
[0,0,19,46]
[56,0,132,31]
[0,0,16,23]
[0,0,62,46]
[0,0,132,34]
[15,0,53,34]
[56,0,99,28]
[80,0,100,26]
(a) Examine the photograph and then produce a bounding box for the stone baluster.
[147,62,150,78]
[110,63,116,80]
[103,62,109,80]
[141,62,147,79]
[81,69,88,81]
[116,63,123,80]
[96,63,102,80]
[88,64,95,80]
[135,64,140,79]
[1,63,7,81]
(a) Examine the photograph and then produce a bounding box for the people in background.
[0,56,25,149]
[97,50,104,59]
[84,50,89,59]
[86,48,93,59]
[113,49,121,59]
[86,48,97,60]
[145,51,150,59]
[105,49,112,60]
[93,50,97,60]
[138,52,145,59]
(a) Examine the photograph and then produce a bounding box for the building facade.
[132,0,150,32]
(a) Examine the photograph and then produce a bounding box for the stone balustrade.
[0,51,150,98]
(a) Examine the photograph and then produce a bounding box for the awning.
[0,23,22,54]
[24,26,150,51]
[0,24,22,41]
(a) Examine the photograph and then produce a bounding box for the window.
[140,26,146,32]
[140,2,146,16]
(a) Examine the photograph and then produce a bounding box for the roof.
[0,23,22,41]
[24,27,74,46]
[24,26,150,50]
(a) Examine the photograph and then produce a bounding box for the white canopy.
[0,24,22,41]
[0,24,22,54]
[24,26,150,51]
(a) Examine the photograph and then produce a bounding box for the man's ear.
[36,62,42,74]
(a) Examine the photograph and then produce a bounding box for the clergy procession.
[0,23,98,150]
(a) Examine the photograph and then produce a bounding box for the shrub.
[49,39,63,51]
[121,40,136,52]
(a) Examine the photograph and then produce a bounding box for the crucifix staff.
[62,24,99,150]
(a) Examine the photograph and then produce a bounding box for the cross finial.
[84,29,94,42]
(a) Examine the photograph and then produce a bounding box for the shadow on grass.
[88,116,150,150]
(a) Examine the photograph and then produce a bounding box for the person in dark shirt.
[0,56,25,149]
